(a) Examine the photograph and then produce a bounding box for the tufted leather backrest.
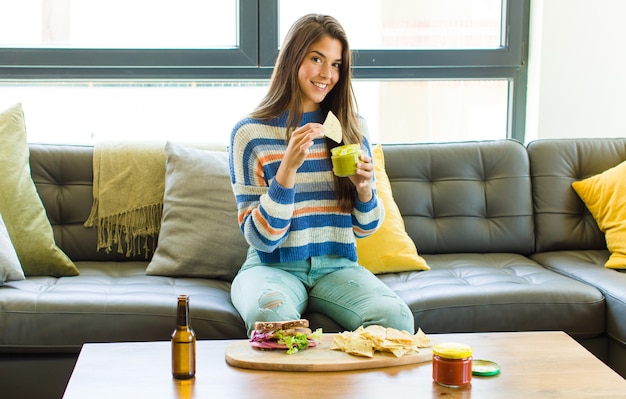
[528,138,626,253]
[382,139,534,255]
[37,138,615,261]
[29,144,147,262]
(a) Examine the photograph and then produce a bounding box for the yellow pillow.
[357,145,430,274]
[572,160,626,269]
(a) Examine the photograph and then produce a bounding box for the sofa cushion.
[0,261,246,350]
[145,142,248,281]
[356,145,429,274]
[572,160,626,269]
[379,253,605,339]
[531,250,625,345]
[382,140,534,254]
[0,213,25,285]
[528,138,626,253]
[0,103,78,277]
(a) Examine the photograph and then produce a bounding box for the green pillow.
[0,103,78,276]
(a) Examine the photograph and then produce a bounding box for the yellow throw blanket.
[84,141,166,257]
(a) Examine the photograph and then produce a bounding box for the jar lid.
[472,359,501,376]
[432,342,473,359]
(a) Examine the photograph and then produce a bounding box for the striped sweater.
[229,109,384,264]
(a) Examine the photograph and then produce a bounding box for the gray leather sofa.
[1,138,625,398]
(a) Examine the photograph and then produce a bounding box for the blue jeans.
[231,247,415,336]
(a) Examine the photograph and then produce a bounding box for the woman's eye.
[312,56,322,63]
[332,63,342,69]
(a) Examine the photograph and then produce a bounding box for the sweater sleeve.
[229,121,295,253]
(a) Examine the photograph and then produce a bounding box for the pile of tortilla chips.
[330,325,431,358]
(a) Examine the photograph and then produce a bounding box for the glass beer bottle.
[172,294,196,379]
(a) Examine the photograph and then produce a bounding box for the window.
[0,0,528,144]
[279,0,504,50]
[0,0,238,49]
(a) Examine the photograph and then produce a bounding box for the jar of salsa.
[432,342,473,388]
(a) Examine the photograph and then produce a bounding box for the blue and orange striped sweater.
[229,109,384,264]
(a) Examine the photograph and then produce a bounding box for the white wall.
[525,0,626,142]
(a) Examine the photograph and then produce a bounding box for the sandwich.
[249,319,323,354]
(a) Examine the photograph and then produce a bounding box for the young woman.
[229,14,414,335]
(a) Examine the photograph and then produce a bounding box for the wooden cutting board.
[225,334,432,372]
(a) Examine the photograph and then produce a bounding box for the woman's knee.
[231,268,308,334]
[255,289,304,320]
[364,295,415,333]
[235,287,305,336]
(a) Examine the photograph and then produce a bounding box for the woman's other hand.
[349,153,373,202]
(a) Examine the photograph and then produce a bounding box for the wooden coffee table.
[62,331,626,399]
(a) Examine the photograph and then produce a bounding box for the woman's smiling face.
[298,35,343,112]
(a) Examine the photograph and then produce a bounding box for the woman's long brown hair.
[250,14,361,212]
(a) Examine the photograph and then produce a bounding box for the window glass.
[0,82,268,144]
[355,80,508,143]
[279,0,503,49]
[1,79,506,144]
[0,0,238,48]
